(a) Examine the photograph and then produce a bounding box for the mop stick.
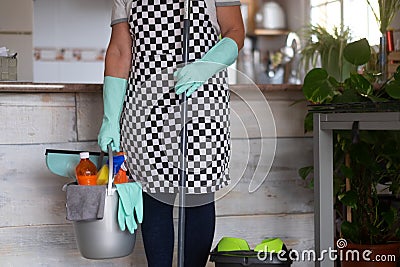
[177,0,191,266]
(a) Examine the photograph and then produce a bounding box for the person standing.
[98,0,244,266]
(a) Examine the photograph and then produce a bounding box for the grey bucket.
[73,188,136,259]
[72,145,136,259]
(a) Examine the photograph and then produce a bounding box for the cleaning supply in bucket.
[96,164,109,185]
[114,161,128,184]
[96,153,127,185]
[45,145,138,259]
[111,153,125,176]
[66,184,106,221]
[76,152,97,185]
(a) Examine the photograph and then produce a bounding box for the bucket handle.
[107,144,114,196]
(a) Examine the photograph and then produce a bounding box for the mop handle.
[107,144,114,196]
[177,0,191,266]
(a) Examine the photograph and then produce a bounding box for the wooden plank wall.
[0,87,314,267]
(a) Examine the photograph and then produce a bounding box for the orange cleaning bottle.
[114,152,128,184]
[114,162,128,184]
[75,152,98,185]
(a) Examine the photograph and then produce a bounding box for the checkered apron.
[121,0,231,194]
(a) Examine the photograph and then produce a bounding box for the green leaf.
[328,76,340,87]
[302,68,337,103]
[338,190,358,209]
[351,143,373,165]
[332,87,363,103]
[341,221,360,243]
[298,166,313,180]
[394,65,400,81]
[343,38,371,66]
[385,80,400,99]
[304,112,313,133]
[359,131,380,145]
[349,73,374,95]
[340,165,354,179]
[382,208,396,226]
[368,95,389,102]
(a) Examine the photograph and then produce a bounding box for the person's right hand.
[97,76,128,152]
[98,117,121,152]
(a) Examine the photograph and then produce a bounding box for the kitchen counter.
[0,81,308,143]
[0,81,312,267]
[0,82,302,93]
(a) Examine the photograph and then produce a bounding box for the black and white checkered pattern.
[121,0,231,194]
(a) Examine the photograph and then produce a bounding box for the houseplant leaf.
[340,165,353,179]
[304,112,313,133]
[303,68,337,103]
[394,65,400,81]
[385,80,400,99]
[343,38,371,66]
[340,221,360,243]
[299,166,313,180]
[348,73,374,96]
[382,208,396,226]
[338,190,358,209]
[332,87,362,103]
[321,46,355,82]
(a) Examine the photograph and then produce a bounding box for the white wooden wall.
[0,86,314,267]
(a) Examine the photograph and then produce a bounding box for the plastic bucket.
[73,187,136,259]
[73,145,136,259]
[46,145,136,259]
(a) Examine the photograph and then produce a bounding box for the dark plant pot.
[339,242,400,267]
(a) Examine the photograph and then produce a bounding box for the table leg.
[314,113,334,267]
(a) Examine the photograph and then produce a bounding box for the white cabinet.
[0,0,33,81]
[0,0,33,31]
[33,0,111,83]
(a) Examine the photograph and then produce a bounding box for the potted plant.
[300,34,400,266]
[300,24,354,82]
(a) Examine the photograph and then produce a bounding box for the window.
[310,0,381,45]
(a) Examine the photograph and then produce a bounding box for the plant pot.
[339,242,400,267]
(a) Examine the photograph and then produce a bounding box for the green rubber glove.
[116,182,143,234]
[175,37,238,97]
[98,76,127,152]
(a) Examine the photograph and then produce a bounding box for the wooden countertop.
[0,82,302,93]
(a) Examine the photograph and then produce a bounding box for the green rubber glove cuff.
[98,76,127,152]
[175,37,238,96]
[103,76,128,120]
[201,37,238,67]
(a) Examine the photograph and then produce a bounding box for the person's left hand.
[174,61,225,97]
[174,37,239,97]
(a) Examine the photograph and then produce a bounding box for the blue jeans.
[141,192,215,267]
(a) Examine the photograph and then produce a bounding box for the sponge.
[96,164,109,185]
